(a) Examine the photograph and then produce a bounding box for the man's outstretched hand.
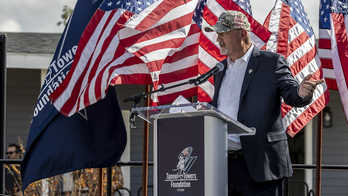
[299,74,325,98]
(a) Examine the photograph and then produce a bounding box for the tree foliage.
[57,5,73,27]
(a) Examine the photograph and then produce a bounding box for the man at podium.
[204,11,324,195]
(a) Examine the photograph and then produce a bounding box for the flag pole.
[98,168,103,196]
[142,85,150,196]
[315,111,323,196]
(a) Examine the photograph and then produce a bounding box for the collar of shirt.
[226,44,254,67]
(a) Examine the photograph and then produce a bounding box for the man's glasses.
[6,151,17,155]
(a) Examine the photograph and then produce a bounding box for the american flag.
[264,0,330,136]
[319,0,348,123]
[152,0,271,104]
[49,0,200,116]
[148,10,201,105]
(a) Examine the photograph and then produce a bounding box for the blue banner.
[20,0,127,191]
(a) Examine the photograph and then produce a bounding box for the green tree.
[57,5,73,27]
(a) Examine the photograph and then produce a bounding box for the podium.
[132,102,255,196]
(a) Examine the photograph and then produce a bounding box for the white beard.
[220,47,228,56]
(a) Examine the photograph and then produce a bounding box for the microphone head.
[216,62,224,71]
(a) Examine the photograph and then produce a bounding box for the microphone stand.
[124,79,197,128]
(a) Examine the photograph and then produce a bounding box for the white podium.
[132,102,255,196]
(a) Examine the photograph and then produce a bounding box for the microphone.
[194,62,224,86]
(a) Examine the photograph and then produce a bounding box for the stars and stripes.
[102,0,156,14]
[49,0,200,116]
[319,0,338,90]
[233,0,252,15]
[319,0,348,123]
[148,25,201,105]
[146,0,270,105]
[49,0,270,111]
[264,0,330,136]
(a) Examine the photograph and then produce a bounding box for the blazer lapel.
[239,47,260,105]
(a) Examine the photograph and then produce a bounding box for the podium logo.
[174,147,197,174]
[165,147,198,192]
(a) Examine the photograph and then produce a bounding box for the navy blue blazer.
[212,46,311,182]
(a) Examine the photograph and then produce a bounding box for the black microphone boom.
[193,62,224,86]
[124,62,223,128]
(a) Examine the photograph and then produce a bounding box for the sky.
[0,0,319,36]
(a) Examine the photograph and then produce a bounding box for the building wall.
[312,90,348,196]
[6,68,40,148]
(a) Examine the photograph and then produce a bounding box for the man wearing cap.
[205,11,323,195]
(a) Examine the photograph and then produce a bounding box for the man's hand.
[299,74,325,97]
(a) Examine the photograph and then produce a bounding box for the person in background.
[5,143,22,196]
[6,144,22,159]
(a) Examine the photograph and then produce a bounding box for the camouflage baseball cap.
[204,11,250,33]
